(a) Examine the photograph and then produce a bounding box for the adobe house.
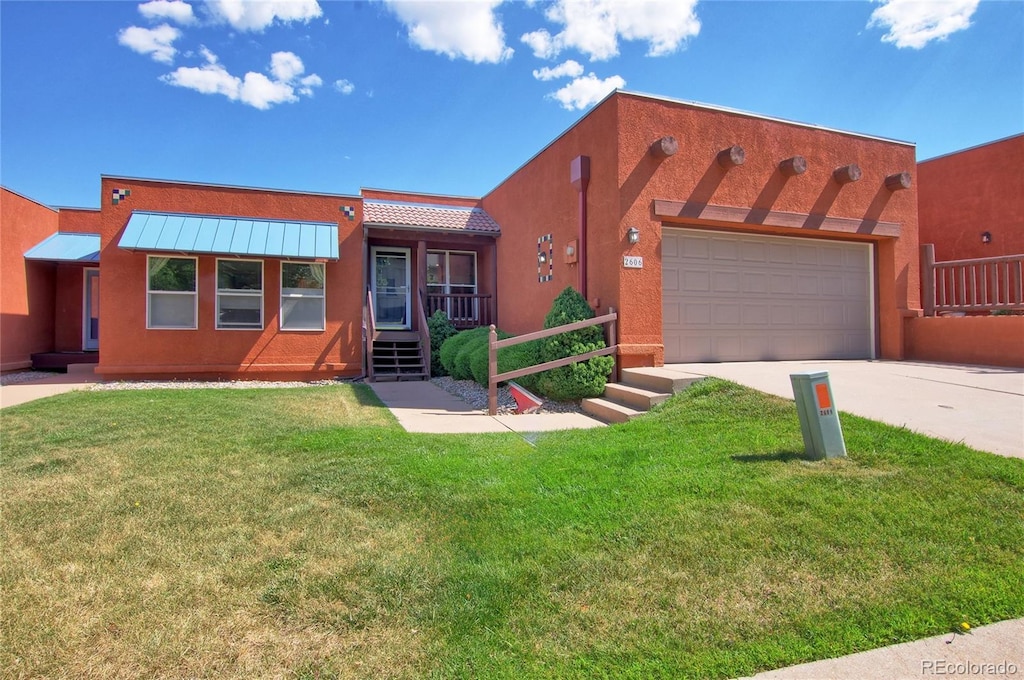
[2,91,924,380]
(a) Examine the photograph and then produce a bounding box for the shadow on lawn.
[731,451,818,463]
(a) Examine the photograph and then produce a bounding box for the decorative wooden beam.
[833,164,862,184]
[653,199,901,238]
[885,172,912,191]
[779,156,807,177]
[650,136,679,159]
[717,145,745,169]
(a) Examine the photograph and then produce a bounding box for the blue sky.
[2,0,1021,209]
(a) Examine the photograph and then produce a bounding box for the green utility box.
[790,371,847,459]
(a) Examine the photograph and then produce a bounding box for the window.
[148,256,197,329]
[281,262,325,331]
[217,259,263,330]
[427,250,477,323]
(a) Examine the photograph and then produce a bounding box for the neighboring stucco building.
[2,91,927,379]
[917,133,1024,261]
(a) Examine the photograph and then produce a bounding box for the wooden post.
[884,172,912,191]
[717,145,745,169]
[833,164,862,185]
[779,156,807,177]
[650,136,679,159]
[607,306,618,384]
[921,244,936,317]
[487,325,498,416]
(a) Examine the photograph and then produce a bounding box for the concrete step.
[603,382,670,411]
[620,367,703,394]
[582,397,643,424]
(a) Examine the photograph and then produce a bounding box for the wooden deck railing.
[365,289,376,382]
[922,244,1024,316]
[427,293,492,329]
[417,288,431,379]
[487,309,617,415]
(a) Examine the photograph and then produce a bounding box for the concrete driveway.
[661,361,1023,459]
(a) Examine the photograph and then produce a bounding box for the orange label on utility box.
[814,383,832,410]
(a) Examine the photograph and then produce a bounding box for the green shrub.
[535,287,614,401]
[439,326,490,380]
[426,310,459,376]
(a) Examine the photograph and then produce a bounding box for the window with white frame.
[216,259,263,330]
[281,262,325,331]
[427,250,477,322]
[148,256,197,329]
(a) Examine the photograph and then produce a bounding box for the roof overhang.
[24,232,101,262]
[117,211,339,260]
[362,200,500,236]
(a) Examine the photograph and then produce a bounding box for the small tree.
[535,287,614,400]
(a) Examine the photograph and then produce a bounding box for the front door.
[84,269,99,350]
[371,247,411,329]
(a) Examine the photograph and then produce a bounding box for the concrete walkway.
[0,366,102,409]
[369,381,605,433]
[656,360,1024,459]
[740,617,1024,679]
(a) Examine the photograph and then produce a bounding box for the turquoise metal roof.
[117,211,340,260]
[24,232,101,262]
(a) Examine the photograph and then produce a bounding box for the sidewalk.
[740,618,1023,679]
[369,380,605,433]
[0,367,102,409]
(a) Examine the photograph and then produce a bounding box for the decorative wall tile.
[538,234,553,283]
[112,188,131,205]
[340,205,356,221]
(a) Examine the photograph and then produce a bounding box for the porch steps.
[582,367,703,424]
[371,331,428,381]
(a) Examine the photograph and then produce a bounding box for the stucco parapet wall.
[100,175,361,201]
[654,200,901,238]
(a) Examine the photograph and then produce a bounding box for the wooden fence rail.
[487,309,617,415]
[922,244,1024,316]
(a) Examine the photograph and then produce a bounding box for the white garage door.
[662,228,874,362]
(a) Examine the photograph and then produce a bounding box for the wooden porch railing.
[426,293,492,329]
[417,288,431,379]
[487,309,618,415]
[922,244,1024,316]
[365,289,376,382]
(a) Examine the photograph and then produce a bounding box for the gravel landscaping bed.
[0,371,56,386]
[430,376,583,416]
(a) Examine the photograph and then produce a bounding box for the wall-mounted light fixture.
[627,227,640,245]
[982,231,992,244]
[538,251,548,265]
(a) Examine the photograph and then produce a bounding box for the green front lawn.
[2,380,1022,679]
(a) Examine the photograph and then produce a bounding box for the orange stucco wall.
[484,92,919,367]
[918,135,1024,260]
[905,316,1024,368]
[96,178,365,380]
[1,188,60,370]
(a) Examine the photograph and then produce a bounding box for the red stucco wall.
[918,135,1024,261]
[96,178,365,380]
[485,92,919,367]
[1,188,60,370]
[905,316,1024,368]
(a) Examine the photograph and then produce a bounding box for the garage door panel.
[662,229,873,362]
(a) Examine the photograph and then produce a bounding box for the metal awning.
[117,211,339,260]
[24,232,101,262]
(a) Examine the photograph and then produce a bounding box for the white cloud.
[334,79,355,94]
[548,72,624,110]
[161,49,322,109]
[532,59,584,81]
[522,0,700,61]
[138,0,196,25]
[867,0,979,49]
[118,24,182,64]
[384,0,513,64]
[204,0,322,32]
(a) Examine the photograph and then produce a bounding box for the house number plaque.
[623,256,643,269]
